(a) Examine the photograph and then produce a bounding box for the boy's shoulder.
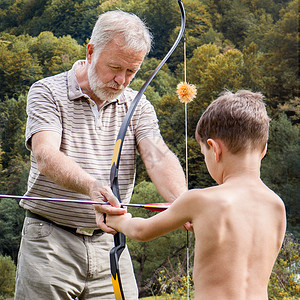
[180,186,223,209]
[182,180,285,211]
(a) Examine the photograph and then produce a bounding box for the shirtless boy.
[106,90,286,299]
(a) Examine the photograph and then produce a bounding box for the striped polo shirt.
[20,60,161,229]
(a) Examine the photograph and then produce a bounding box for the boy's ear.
[261,143,267,159]
[207,139,222,162]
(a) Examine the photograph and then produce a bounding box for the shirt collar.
[67,60,126,104]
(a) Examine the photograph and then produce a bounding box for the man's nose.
[114,71,126,86]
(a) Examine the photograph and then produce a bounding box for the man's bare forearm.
[139,137,187,202]
[34,144,96,196]
[148,150,187,202]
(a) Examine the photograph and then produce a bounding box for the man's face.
[88,38,145,101]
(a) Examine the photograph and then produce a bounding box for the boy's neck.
[219,150,262,184]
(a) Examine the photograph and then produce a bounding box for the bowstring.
[183,31,190,300]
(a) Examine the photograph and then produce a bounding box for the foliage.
[0,95,30,198]
[268,233,300,298]
[0,33,42,100]
[260,0,299,104]
[135,57,178,99]
[219,0,255,48]
[0,0,298,297]
[157,260,194,299]
[28,31,86,77]
[0,255,16,299]
[167,0,213,70]
[0,95,28,166]
[261,114,300,237]
[0,31,85,100]
[0,0,100,45]
[0,198,25,263]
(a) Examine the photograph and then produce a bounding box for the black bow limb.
[109,1,186,299]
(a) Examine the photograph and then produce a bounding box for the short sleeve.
[25,81,62,150]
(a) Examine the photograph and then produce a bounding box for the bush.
[268,233,300,298]
[0,255,16,298]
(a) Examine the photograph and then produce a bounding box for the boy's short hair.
[196,90,270,154]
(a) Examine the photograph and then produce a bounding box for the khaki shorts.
[15,217,138,300]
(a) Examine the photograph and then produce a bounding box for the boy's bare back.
[189,176,286,299]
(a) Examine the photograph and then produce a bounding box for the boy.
[106,90,286,299]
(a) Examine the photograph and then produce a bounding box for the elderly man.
[16,10,186,300]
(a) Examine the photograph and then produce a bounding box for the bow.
[109,1,186,299]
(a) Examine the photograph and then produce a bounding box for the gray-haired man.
[16,10,186,300]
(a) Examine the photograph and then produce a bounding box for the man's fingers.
[91,182,121,208]
[182,221,193,232]
[93,203,126,215]
[101,186,121,208]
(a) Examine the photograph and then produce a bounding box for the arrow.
[0,194,171,212]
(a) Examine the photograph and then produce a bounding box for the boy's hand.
[106,213,133,233]
[91,180,126,234]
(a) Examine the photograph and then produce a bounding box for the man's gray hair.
[90,10,152,57]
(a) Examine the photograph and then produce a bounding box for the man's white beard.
[88,60,125,101]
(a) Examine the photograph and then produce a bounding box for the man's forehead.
[100,42,145,68]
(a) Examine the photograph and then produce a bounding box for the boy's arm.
[106,190,196,241]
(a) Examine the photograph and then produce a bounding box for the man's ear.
[261,143,267,159]
[86,44,94,64]
[207,138,222,162]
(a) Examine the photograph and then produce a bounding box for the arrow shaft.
[0,194,170,211]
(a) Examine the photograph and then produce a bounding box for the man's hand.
[182,221,194,232]
[91,181,126,234]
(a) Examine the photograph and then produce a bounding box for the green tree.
[0,33,42,100]
[0,31,85,100]
[0,0,100,45]
[167,0,213,70]
[141,0,179,60]
[260,0,298,104]
[261,114,299,237]
[29,31,85,77]
[186,44,244,131]
[219,0,255,48]
[33,0,99,44]
[0,95,28,169]
[134,57,178,99]
[199,48,244,96]
[0,255,16,298]
[241,42,265,92]
[0,0,48,31]
[0,95,30,201]
[244,13,275,51]
[0,198,25,263]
